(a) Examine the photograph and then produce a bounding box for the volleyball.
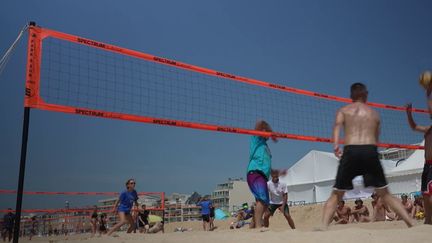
[419,71,432,89]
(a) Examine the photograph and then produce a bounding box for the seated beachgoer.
[147,222,164,234]
[371,192,396,221]
[372,193,386,221]
[333,200,350,224]
[412,194,425,220]
[350,199,370,223]
[230,205,255,229]
[138,205,150,233]
[99,214,108,236]
[398,194,413,220]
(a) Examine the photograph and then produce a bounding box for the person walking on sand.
[107,179,139,236]
[197,196,212,231]
[321,83,414,229]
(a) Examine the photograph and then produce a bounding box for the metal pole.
[13,107,31,243]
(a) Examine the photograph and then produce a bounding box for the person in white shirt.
[264,170,295,229]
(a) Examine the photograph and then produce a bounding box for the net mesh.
[37,36,428,147]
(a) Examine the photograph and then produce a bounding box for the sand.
[18,202,431,243]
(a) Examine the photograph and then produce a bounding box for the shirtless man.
[400,194,414,219]
[371,193,386,221]
[406,102,432,224]
[333,200,350,224]
[350,199,370,223]
[321,83,414,228]
[371,193,396,221]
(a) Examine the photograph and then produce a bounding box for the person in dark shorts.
[2,208,15,242]
[197,196,212,231]
[264,170,295,229]
[209,205,215,230]
[138,205,150,233]
[90,205,98,237]
[333,145,389,191]
[406,103,432,224]
[320,83,413,229]
[98,214,107,236]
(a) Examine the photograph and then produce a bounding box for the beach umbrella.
[148,215,162,223]
[214,209,228,220]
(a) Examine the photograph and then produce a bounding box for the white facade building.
[211,178,254,212]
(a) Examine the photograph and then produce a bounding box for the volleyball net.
[0,190,164,233]
[24,25,429,149]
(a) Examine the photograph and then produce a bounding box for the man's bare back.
[322,83,414,229]
[338,102,380,145]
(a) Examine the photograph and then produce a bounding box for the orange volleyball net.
[23,25,428,149]
[0,190,165,234]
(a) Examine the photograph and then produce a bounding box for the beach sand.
[19,202,431,243]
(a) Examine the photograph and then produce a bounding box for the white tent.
[281,148,424,203]
[388,147,424,176]
[280,150,337,203]
[385,145,424,195]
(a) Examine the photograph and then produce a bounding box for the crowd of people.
[332,193,426,225]
[0,179,164,241]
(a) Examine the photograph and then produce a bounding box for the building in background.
[211,178,254,213]
[164,192,201,223]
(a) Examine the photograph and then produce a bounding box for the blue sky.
[1,0,431,210]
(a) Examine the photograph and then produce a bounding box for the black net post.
[12,107,31,243]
